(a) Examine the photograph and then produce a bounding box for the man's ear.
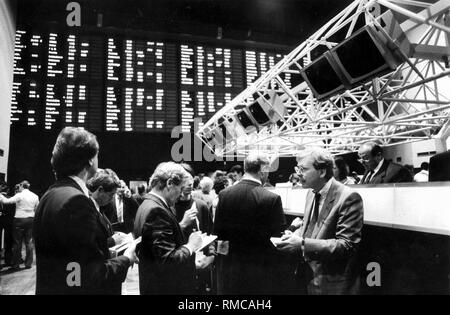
[319,168,327,179]
[166,178,173,188]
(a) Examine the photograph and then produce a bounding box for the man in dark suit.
[87,169,128,249]
[429,150,450,182]
[357,141,412,184]
[134,162,203,295]
[33,127,137,295]
[277,148,364,295]
[102,180,139,234]
[214,153,286,295]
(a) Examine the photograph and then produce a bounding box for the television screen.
[302,55,345,99]
[236,110,255,131]
[331,27,392,83]
[248,101,270,125]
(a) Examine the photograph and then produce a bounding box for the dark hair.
[334,157,349,181]
[193,176,200,189]
[421,162,429,171]
[51,127,99,179]
[87,169,120,193]
[213,177,229,195]
[230,165,243,175]
[137,184,146,194]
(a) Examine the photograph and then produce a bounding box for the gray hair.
[149,162,190,190]
[244,153,270,174]
[297,148,335,180]
[199,176,213,193]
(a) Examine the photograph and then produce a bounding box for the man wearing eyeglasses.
[357,141,412,184]
[277,148,363,295]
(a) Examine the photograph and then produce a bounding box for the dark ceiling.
[17,0,355,46]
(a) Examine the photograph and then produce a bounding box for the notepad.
[110,234,142,255]
[196,234,218,252]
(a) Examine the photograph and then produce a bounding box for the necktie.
[364,171,374,184]
[305,192,321,238]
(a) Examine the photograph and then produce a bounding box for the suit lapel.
[311,179,337,239]
[372,160,389,184]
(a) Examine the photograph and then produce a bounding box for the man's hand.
[179,207,198,229]
[276,234,303,254]
[123,240,139,267]
[203,243,217,257]
[111,232,127,245]
[186,231,203,253]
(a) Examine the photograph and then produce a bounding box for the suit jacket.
[298,178,364,295]
[429,151,450,182]
[361,160,412,184]
[213,179,286,294]
[102,195,139,234]
[33,178,130,295]
[133,193,196,295]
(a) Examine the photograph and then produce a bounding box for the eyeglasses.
[294,166,306,174]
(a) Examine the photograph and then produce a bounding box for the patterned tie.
[364,171,374,184]
[305,192,321,238]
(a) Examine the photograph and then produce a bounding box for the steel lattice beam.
[197,0,450,158]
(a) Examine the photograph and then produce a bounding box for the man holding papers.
[276,148,364,295]
[134,162,203,295]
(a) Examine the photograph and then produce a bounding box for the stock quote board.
[11,27,292,134]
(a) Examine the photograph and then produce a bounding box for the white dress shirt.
[0,189,39,218]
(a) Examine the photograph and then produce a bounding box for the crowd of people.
[0,127,440,295]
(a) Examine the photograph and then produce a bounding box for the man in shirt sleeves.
[33,127,137,295]
[277,148,364,295]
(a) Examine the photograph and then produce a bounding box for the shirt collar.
[241,174,262,186]
[372,158,385,176]
[149,191,169,209]
[69,175,90,197]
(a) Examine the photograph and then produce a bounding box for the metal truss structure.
[197,0,450,157]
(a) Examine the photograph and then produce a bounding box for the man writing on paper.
[175,167,215,294]
[214,153,286,295]
[277,148,364,295]
[87,169,128,249]
[134,162,203,295]
[33,127,137,295]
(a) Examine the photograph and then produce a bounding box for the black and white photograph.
[0,0,449,300]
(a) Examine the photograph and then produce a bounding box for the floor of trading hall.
[0,249,140,295]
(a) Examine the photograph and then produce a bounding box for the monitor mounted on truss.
[301,53,349,101]
[328,24,403,86]
[247,91,285,127]
[235,109,258,134]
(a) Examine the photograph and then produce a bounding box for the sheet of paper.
[270,237,282,247]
